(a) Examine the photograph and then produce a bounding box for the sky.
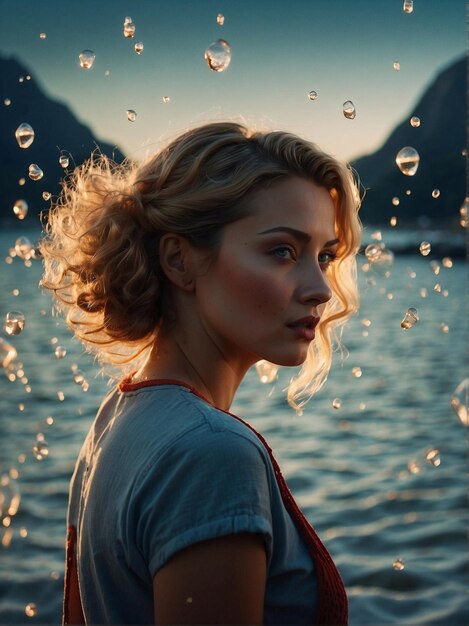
[0,0,466,163]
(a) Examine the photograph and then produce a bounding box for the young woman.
[41,121,361,625]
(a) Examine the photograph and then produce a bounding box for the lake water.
[0,228,467,625]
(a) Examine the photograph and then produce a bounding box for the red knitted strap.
[119,378,348,624]
[63,524,76,625]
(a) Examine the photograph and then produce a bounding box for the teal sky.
[1,0,465,162]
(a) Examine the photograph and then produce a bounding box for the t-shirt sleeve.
[133,424,274,577]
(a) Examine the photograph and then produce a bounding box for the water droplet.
[396,146,420,176]
[57,391,65,402]
[352,367,362,378]
[4,98,11,106]
[73,370,85,384]
[26,75,31,81]
[400,307,419,330]
[19,76,24,83]
[431,188,440,198]
[24,603,38,618]
[134,41,144,54]
[364,243,381,262]
[405,189,412,195]
[419,287,427,298]
[32,436,49,461]
[162,96,170,103]
[104,69,111,77]
[419,241,431,256]
[361,318,371,327]
[4,311,25,336]
[441,257,452,269]
[59,155,69,169]
[426,449,441,467]
[124,16,132,24]
[18,177,26,186]
[332,398,342,410]
[433,283,441,293]
[371,231,382,241]
[393,61,400,71]
[123,20,136,38]
[216,13,225,25]
[390,216,397,227]
[205,39,232,72]
[407,460,422,474]
[126,109,137,122]
[393,557,405,570]
[439,323,449,333]
[308,90,318,101]
[28,163,43,181]
[410,116,420,127]
[403,0,413,13]
[342,100,356,119]
[451,378,469,426]
[255,360,279,384]
[15,123,35,149]
[42,191,51,201]
[54,346,67,359]
[39,32,46,39]
[13,199,28,220]
[430,260,440,275]
[391,197,400,206]
[79,50,95,69]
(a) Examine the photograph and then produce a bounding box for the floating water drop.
[79,50,95,69]
[134,41,144,54]
[33,436,49,461]
[0,337,17,369]
[371,231,382,241]
[73,370,85,385]
[205,39,232,72]
[18,177,26,186]
[419,241,431,256]
[123,20,136,38]
[4,98,11,106]
[393,558,405,571]
[352,367,362,378]
[430,260,440,275]
[396,146,420,176]
[15,236,33,259]
[403,0,413,13]
[419,287,427,298]
[42,191,51,201]
[393,61,400,71]
[451,378,469,426]
[407,460,422,474]
[54,346,67,359]
[425,449,441,467]
[400,307,418,330]
[332,398,341,409]
[4,311,25,336]
[162,96,170,103]
[308,90,318,101]
[15,123,35,149]
[19,76,24,83]
[255,360,279,384]
[433,283,441,293]
[391,197,400,206]
[361,319,371,327]
[39,32,46,39]
[405,189,411,196]
[431,189,440,198]
[342,100,356,119]
[13,199,28,220]
[24,603,38,618]
[126,109,137,122]
[104,69,111,77]
[124,16,132,24]
[410,116,420,127]
[59,155,69,168]
[28,163,43,181]
[441,257,452,269]
[390,216,397,227]
[364,243,382,262]
[216,13,225,25]
[439,323,449,333]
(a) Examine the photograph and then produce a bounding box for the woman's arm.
[153,532,267,625]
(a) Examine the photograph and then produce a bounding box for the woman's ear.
[158,234,195,291]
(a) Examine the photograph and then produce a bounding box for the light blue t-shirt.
[68,382,317,624]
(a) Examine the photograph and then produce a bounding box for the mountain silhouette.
[352,55,466,227]
[0,55,125,227]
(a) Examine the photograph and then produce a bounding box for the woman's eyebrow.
[257,227,339,248]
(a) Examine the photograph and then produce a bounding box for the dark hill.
[0,55,125,227]
[352,56,466,227]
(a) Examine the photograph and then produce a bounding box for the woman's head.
[41,121,361,407]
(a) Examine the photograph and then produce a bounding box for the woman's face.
[192,176,338,370]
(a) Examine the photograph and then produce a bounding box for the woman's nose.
[298,264,333,306]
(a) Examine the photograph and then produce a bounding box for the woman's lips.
[287,316,320,341]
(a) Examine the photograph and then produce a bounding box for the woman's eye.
[318,251,336,269]
[272,246,296,260]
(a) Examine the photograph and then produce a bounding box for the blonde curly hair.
[40,121,361,409]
